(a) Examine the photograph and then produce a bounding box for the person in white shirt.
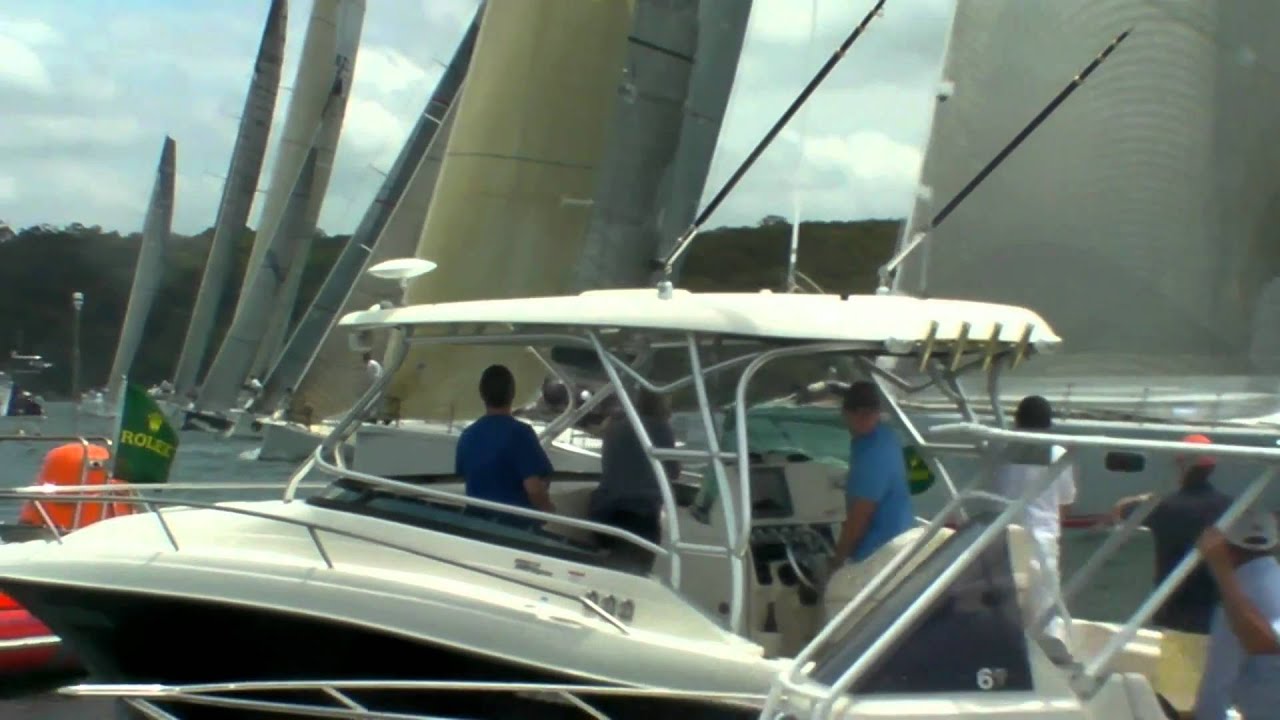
[992,395,1077,652]
[1194,510,1280,720]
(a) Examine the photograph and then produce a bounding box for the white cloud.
[0,114,143,150]
[803,131,923,183]
[353,45,433,98]
[0,33,52,94]
[3,18,61,47]
[0,176,15,202]
[335,96,410,170]
[0,0,954,236]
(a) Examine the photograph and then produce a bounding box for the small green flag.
[114,383,178,484]
[903,446,935,496]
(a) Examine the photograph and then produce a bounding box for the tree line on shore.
[0,217,901,398]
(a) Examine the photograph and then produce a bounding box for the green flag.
[903,446,936,496]
[114,383,178,484]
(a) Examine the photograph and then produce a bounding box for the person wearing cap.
[1112,434,1234,634]
[828,381,914,571]
[1193,511,1280,719]
[992,395,1077,650]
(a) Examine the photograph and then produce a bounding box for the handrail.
[0,434,117,531]
[775,448,1080,718]
[767,423,1280,716]
[1077,467,1276,690]
[61,679,767,720]
[12,481,331,495]
[0,490,633,634]
[589,332,689,592]
[930,422,1280,461]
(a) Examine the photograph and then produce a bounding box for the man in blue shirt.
[1194,510,1280,719]
[455,365,555,527]
[828,381,914,570]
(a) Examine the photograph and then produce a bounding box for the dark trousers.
[591,509,660,572]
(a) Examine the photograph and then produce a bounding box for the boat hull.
[1,580,759,719]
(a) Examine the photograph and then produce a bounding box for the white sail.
[249,0,366,379]
[256,7,484,419]
[197,149,321,414]
[171,0,288,401]
[282,104,460,423]
[197,0,364,412]
[896,0,1231,376]
[387,0,637,422]
[1212,1,1280,376]
[105,137,177,405]
[569,0,699,291]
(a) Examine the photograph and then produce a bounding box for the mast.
[170,0,287,401]
[196,0,364,413]
[105,137,177,404]
[252,5,483,416]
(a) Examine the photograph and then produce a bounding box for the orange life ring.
[17,443,137,532]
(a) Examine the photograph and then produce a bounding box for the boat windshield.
[309,478,656,575]
[807,515,1033,694]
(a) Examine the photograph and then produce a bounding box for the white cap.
[1226,510,1280,552]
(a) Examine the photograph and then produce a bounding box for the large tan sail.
[896,0,1223,375]
[387,0,636,422]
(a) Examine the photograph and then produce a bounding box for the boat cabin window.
[1105,451,1146,473]
[808,517,1034,695]
[309,479,654,575]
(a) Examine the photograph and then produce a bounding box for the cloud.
[354,45,435,98]
[0,114,143,150]
[803,131,923,184]
[0,0,954,236]
[0,32,53,94]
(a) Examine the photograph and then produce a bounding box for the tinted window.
[310,480,652,575]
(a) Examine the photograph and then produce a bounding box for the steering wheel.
[782,527,834,593]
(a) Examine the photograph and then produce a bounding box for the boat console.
[662,457,847,655]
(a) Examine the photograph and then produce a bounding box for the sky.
[0,0,955,236]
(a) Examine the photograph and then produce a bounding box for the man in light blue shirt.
[828,381,914,569]
[1194,510,1280,720]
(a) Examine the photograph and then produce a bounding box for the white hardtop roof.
[338,288,1062,350]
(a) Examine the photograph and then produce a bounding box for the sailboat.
[81,137,177,425]
[0,352,50,434]
[246,6,483,463]
[168,0,288,410]
[190,0,365,434]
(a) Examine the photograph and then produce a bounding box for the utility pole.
[71,291,83,434]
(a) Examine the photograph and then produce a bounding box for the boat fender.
[17,443,137,531]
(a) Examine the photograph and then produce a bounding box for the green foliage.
[678,218,901,294]
[0,217,901,400]
[0,223,347,398]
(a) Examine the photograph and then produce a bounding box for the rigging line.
[658,0,889,277]
[878,27,1134,288]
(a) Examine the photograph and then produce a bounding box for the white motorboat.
[0,288,1258,719]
